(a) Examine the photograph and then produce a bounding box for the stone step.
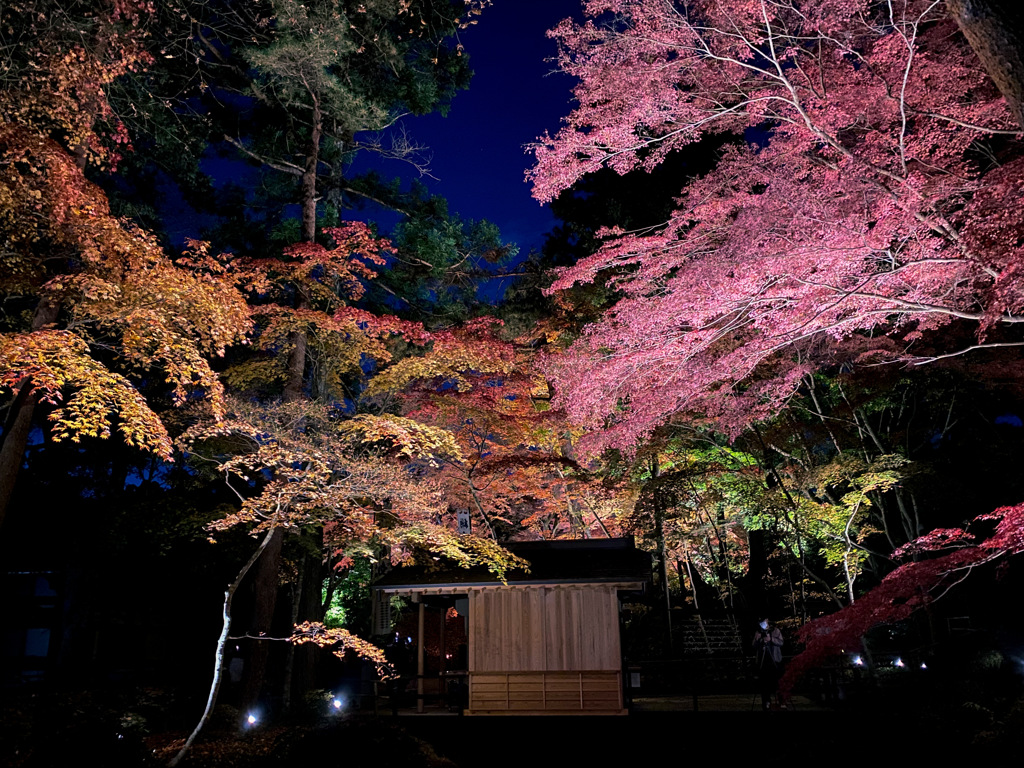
[679,619,743,655]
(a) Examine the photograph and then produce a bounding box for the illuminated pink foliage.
[781,503,1024,692]
[530,0,1021,454]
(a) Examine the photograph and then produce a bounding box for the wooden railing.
[468,670,623,714]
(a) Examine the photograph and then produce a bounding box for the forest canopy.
[4,0,1024,756]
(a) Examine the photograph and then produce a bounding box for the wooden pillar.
[416,595,425,714]
[439,606,446,673]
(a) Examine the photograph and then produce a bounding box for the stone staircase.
[679,617,743,656]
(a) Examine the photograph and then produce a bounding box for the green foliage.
[355,178,519,323]
[322,556,373,630]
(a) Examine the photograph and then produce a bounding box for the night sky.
[159,2,585,256]
[349,0,585,254]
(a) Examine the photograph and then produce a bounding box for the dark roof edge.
[376,577,647,592]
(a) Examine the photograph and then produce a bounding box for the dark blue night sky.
[161,2,586,255]
[350,0,585,253]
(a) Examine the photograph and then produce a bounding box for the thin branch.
[223,135,304,176]
[910,341,1024,364]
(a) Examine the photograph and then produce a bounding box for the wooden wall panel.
[470,584,622,674]
[524,587,547,670]
[543,589,564,670]
[578,586,621,670]
[469,590,501,672]
[468,671,624,715]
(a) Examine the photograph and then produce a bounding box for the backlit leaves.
[340,414,464,463]
[0,126,250,451]
[0,330,172,457]
[532,0,1024,454]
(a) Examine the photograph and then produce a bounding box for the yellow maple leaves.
[0,330,174,457]
[340,413,463,464]
[0,126,251,455]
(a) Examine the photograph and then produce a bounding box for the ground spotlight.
[894,658,905,668]
[852,655,864,666]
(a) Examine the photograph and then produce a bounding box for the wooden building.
[373,537,650,715]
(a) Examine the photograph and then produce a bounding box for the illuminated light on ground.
[920,662,928,669]
[852,655,864,666]
[894,658,905,668]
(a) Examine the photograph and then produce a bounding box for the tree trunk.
[282,321,308,403]
[650,456,673,649]
[280,573,302,713]
[300,103,321,245]
[948,0,1024,131]
[170,527,278,767]
[283,543,324,710]
[247,101,323,710]
[0,297,61,533]
[240,527,284,715]
[281,101,321,404]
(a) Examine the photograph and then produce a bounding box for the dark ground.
[6,686,1022,767]
[169,705,1003,768]
[97,699,1024,767]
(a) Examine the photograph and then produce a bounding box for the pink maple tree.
[530,0,1023,453]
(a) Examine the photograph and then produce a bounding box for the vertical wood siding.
[467,584,625,714]
[469,585,620,672]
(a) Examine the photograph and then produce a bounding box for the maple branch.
[226,632,295,641]
[467,480,497,541]
[790,276,1015,324]
[909,341,1024,364]
[888,0,939,174]
[909,110,1022,135]
[223,135,303,177]
[931,564,976,602]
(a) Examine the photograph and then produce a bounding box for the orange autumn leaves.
[0,125,250,459]
[353,319,623,541]
[0,0,623,552]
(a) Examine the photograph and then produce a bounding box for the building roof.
[373,537,651,593]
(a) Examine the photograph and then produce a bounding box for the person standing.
[753,618,784,710]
